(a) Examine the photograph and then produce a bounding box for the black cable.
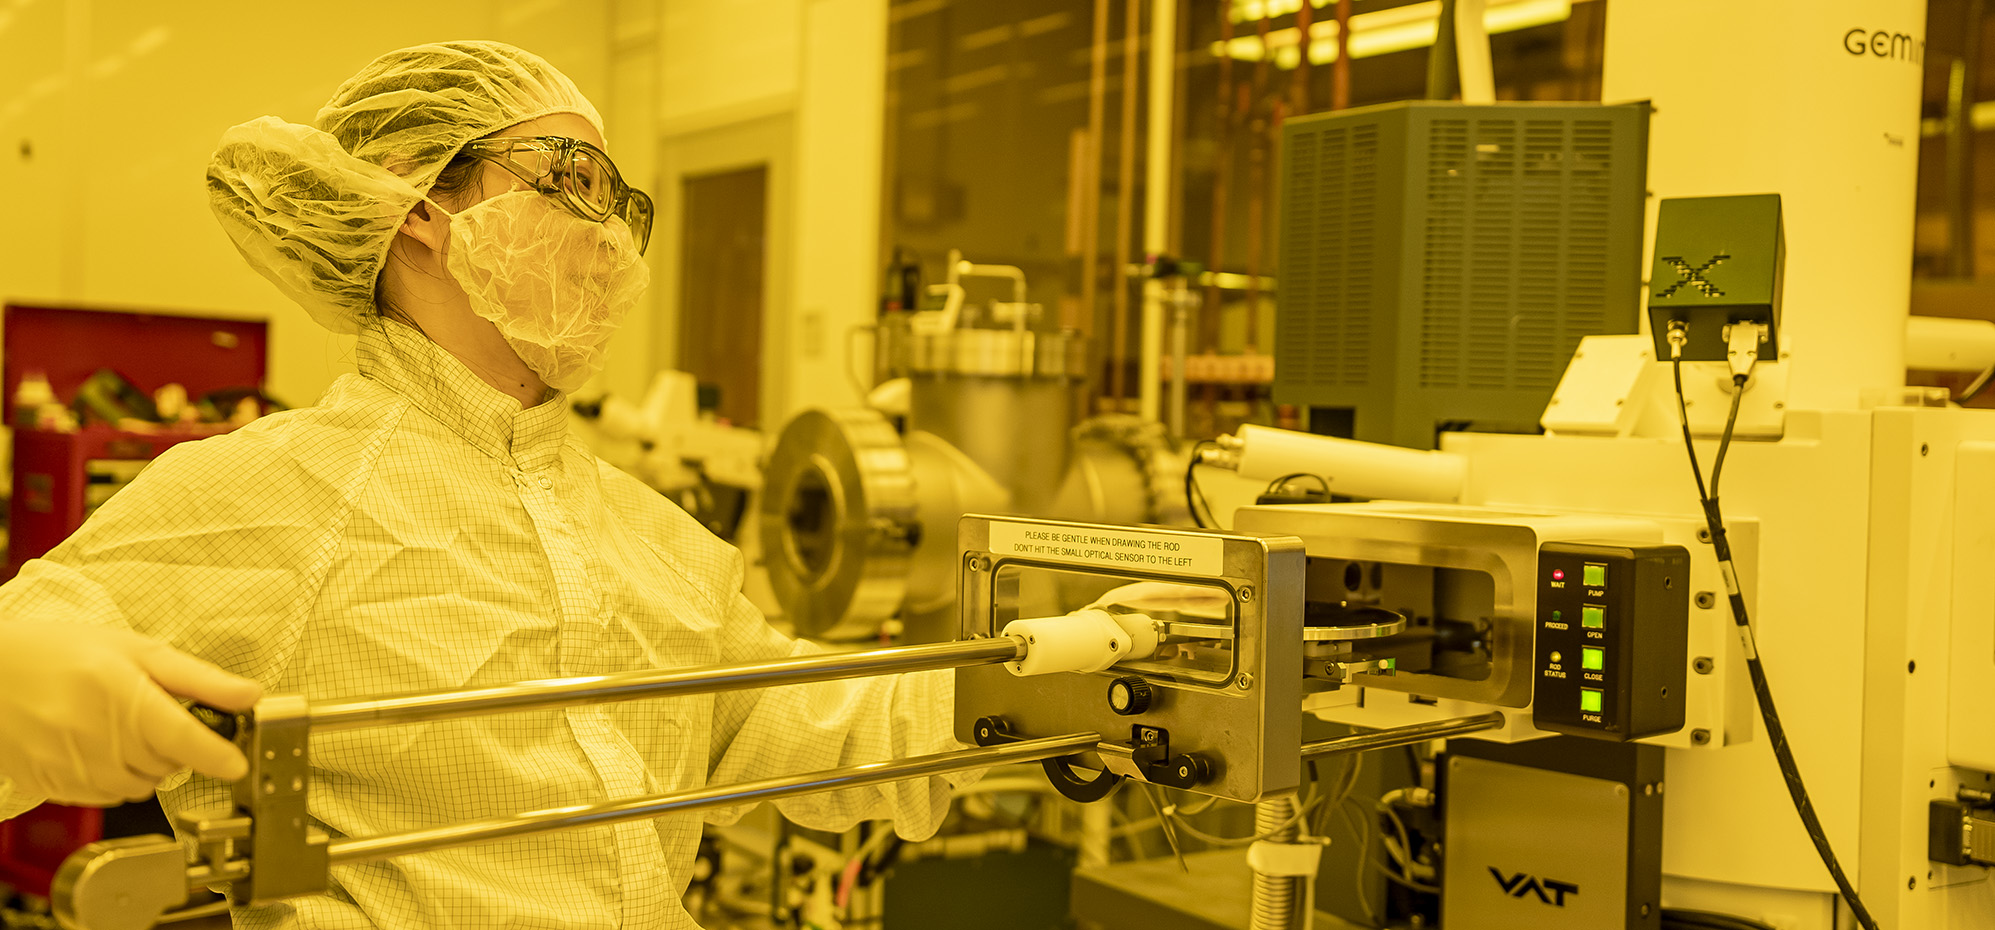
[1671,351,1710,500]
[1670,354,1881,930]
[1960,364,1995,404]
[1264,472,1331,496]
[1661,908,1779,930]
[1709,375,1746,498]
[1185,458,1207,528]
[1185,440,1220,528]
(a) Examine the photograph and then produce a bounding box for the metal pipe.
[1301,712,1505,758]
[1137,0,1178,424]
[1082,0,1110,341]
[1332,0,1351,110]
[1205,1,1233,358]
[1110,0,1142,405]
[327,733,1101,865]
[1454,0,1495,104]
[1168,283,1189,437]
[1290,0,1311,116]
[1946,0,1984,278]
[308,638,1024,733]
[1242,8,1271,352]
[1143,0,1176,257]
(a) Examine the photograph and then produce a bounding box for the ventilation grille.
[1280,120,1379,388]
[1418,116,1616,391]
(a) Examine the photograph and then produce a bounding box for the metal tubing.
[327,732,1101,865]
[1137,0,1178,424]
[1300,712,1505,758]
[1081,0,1109,338]
[308,638,1024,733]
[1110,0,1141,404]
[1946,0,1984,277]
[1332,0,1351,110]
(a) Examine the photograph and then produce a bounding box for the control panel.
[1533,542,1689,741]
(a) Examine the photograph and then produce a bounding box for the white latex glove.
[0,621,261,806]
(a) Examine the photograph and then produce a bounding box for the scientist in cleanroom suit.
[0,40,964,929]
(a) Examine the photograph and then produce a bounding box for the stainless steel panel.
[1233,502,1661,706]
[1441,755,1629,930]
[954,515,1306,802]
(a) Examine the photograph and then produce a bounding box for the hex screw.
[1695,592,1716,609]
[1238,585,1256,603]
[1236,673,1255,691]
[1693,656,1714,675]
[1696,528,1712,543]
[1691,729,1712,746]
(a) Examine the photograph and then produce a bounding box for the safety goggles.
[460,135,654,254]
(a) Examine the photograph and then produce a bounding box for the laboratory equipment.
[760,255,1185,643]
[570,370,762,539]
[1186,192,1994,930]
[50,513,1520,930]
[1274,101,1652,448]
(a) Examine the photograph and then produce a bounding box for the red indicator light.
[1552,569,1565,581]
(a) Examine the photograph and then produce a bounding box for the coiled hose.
[1249,795,1302,930]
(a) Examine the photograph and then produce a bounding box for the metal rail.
[327,732,1101,865]
[1300,712,1506,758]
[308,638,1024,733]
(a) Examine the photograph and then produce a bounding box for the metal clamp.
[973,716,1212,802]
[974,715,1120,802]
[233,694,328,905]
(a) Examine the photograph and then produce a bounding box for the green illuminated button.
[1580,688,1603,713]
[1583,563,1607,587]
[1582,646,1604,671]
[1582,605,1605,628]
[1551,609,1562,623]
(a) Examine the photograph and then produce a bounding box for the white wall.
[648,0,887,427]
[0,0,888,438]
[0,0,618,410]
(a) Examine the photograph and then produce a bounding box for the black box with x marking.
[1646,193,1784,364]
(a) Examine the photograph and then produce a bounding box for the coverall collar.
[355,319,567,470]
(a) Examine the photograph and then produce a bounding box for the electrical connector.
[1724,321,1769,381]
[1930,799,1995,867]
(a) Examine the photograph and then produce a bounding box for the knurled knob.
[1107,677,1153,715]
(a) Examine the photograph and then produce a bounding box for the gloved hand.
[0,621,261,806]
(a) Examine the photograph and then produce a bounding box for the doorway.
[678,165,768,427]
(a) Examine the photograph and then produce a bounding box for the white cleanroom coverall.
[0,320,961,930]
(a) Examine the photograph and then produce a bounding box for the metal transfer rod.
[309,638,1024,733]
[329,732,1101,865]
[1301,712,1505,758]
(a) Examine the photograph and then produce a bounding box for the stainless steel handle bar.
[1300,711,1505,758]
[307,637,1024,733]
[327,732,1101,865]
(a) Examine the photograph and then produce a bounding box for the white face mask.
[443,190,650,393]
